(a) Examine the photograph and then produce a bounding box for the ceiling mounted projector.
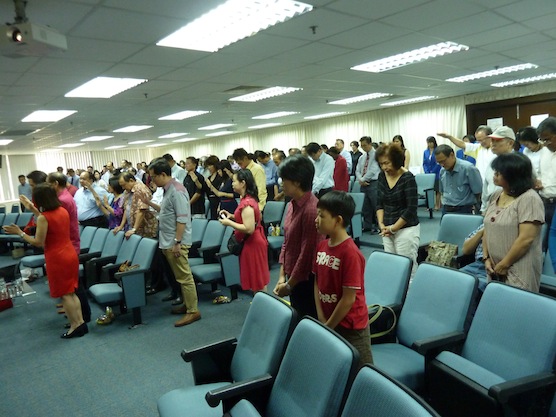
[1,22,67,58]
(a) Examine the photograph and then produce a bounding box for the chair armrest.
[102,262,124,274]
[412,331,466,356]
[205,373,274,408]
[198,245,220,254]
[88,255,117,268]
[79,251,101,263]
[114,268,149,280]
[489,372,556,403]
[181,338,238,362]
[215,251,232,259]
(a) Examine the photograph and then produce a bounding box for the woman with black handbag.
[219,169,269,293]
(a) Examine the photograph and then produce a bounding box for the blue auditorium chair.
[189,220,225,267]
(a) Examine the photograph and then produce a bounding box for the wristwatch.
[174,238,181,244]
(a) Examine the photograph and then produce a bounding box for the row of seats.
[0,204,22,214]
[157,292,440,417]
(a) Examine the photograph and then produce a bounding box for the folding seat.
[267,207,287,263]
[157,292,296,417]
[414,173,436,219]
[428,282,556,417]
[82,231,125,288]
[188,220,225,268]
[189,218,209,258]
[221,317,359,417]
[262,201,285,229]
[78,226,98,254]
[348,192,364,242]
[371,263,477,392]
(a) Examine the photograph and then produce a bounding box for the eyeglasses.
[538,134,554,145]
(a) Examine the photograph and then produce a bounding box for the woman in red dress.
[4,184,86,338]
[219,169,270,293]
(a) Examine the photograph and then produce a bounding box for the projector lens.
[12,29,23,42]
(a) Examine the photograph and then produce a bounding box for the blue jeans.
[460,260,487,292]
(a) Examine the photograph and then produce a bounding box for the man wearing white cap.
[480,126,516,213]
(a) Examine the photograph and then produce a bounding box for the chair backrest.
[265,318,359,417]
[437,214,483,256]
[11,204,20,213]
[204,199,210,219]
[191,218,209,245]
[115,234,142,263]
[100,231,124,257]
[3,212,18,226]
[341,365,440,417]
[0,206,5,213]
[220,227,234,253]
[0,213,5,226]
[364,251,412,307]
[79,226,98,251]
[199,220,225,249]
[351,181,361,193]
[88,227,109,253]
[462,283,556,381]
[15,212,33,227]
[230,292,296,382]
[415,173,435,194]
[397,263,477,347]
[262,201,285,227]
[130,237,158,269]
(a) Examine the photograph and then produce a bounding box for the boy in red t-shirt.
[313,191,372,367]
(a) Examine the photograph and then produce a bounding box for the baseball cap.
[488,126,516,141]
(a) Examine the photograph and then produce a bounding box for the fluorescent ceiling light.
[198,123,235,130]
[446,63,538,83]
[173,137,199,143]
[381,96,438,107]
[252,111,299,119]
[22,110,77,122]
[304,112,347,120]
[229,86,302,102]
[158,110,210,120]
[352,42,469,73]
[0,139,13,146]
[65,77,147,98]
[128,140,154,144]
[156,0,313,52]
[491,73,556,87]
[80,135,113,142]
[329,93,392,105]
[105,145,127,150]
[57,143,85,148]
[248,123,282,129]
[206,131,233,137]
[113,125,153,133]
[159,133,189,139]
[146,143,166,148]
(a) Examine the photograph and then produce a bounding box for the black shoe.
[161,292,177,302]
[146,288,158,296]
[61,322,88,339]
[171,297,183,306]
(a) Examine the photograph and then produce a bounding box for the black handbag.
[227,233,244,256]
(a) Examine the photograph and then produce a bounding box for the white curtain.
[0,155,36,203]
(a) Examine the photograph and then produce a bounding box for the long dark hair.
[33,183,61,212]
[235,169,259,201]
[491,153,533,197]
[218,160,234,180]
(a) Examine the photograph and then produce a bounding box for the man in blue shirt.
[256,151,278,201]
[435,144,482,216]
[306,142,335,198]
[17,175,32,212]
[355,136,381,232]
[74,171,110,228]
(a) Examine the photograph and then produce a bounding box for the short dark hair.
[305,142,321,155]
[426,136,438,148]
[18,174,25,179]
[476,125,493,136]
[517,126,539,144]
[162,153,175,162]
[278,154,315,192]
[186,156,198,167]
[232,148,249,160]
[350,141,359,147]
[317,191,355,228]
[81,171,94,181]
[491,153,533,197]
[148,158,172,176]
[327,146,339,156]
[205,155,220,167]
[434,144,454,157]
[120,172,136,182]
[335,138,345,145]
[218,160,234,179]
[47,172,67,187]
[33,183,61,212]
[375,144,405,169]
[27,170,47,185]
[108,176,124,194]
[235,169,259,201]
[463,134,476,143]
[360,136,372,145]
[536,117,556,136]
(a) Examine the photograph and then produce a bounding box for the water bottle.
[274,225,280,236]
[268,223,275,236]
[0,278,6,300]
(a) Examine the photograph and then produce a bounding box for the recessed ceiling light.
[198,123,235,130]
[0,139,13,146]
[128,140,154,144]
[158,110,211,121]
[491,73,556,87]
[329,93,392,105]
[173,137,199,143]
[113,125,153,133]
[105,145,127,150]
[57,143,85,148]
[159,133,189,139]
[352,42,469,73]
[65,76,147,98]
[146,143,166,148]
[22,110,77,122]
[156,0,313,52]
[304,112,347,120]
[380,96,438,107]
[252,111,299,119]
[206,131,233,137]
[80,135,114,142]
[248,123,282,129]
[229,86,302,102]
[446,63,538,83]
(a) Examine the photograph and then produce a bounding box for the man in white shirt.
[536,117,556,247]
[438,125,495,182]
[163,153,186,184]
[335,139,352,175]
[355,136,381,232]
[306,142,335,198]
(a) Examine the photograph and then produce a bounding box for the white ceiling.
[1,0,556,154]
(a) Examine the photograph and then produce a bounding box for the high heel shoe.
[96,306,115,325]
[61,322,88,339]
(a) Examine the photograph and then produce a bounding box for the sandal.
[96,307,115,325]
[213,295,231,304]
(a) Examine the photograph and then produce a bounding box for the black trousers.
[290,274,317,320]
[79,215,108,229]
